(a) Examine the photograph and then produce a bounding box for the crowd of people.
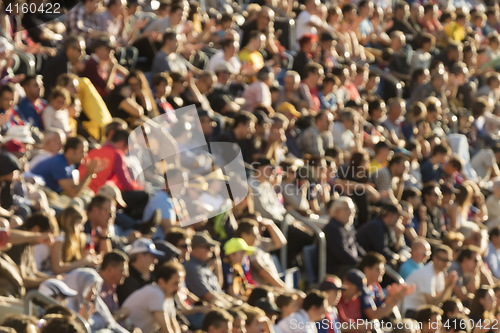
[3,0,500,332]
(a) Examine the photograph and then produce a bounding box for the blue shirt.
[143,190,175,240]
[16,97,46,130]
[318,91,338,111]
[31,153,74,193]
[399,258,423,279]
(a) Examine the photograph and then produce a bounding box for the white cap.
[39,279,78,298]
[128,238,165,256]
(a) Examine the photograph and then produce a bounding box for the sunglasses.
[178,244,189,249]
[436,256,451,263]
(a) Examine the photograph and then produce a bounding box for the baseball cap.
[344,269,371,295]
[393,147,411,157]
[320,31,335,42]
[4,140,26,154]
[277,102,301,118]
[319,277,346,292]
[39,279,78,298]
[224,238,255,255]
[191,231,220,249]
[128,238,166,256]
[97,183,127,208]
[254,298,281,314]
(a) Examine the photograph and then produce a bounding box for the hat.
[393,147,411,157]
[3,126,35,144]
[214,62,234,74]
[320,32,335,42]
[254,110,273,125]
[277,102,301,118]
[154,240,181,262]
[39,279,78,298]
[98,183,127,208]
[191,230,220,248]
[0,37,13,54]
[224,238,255,255]
[205,168,230,181]
[319,277,346,292]
[344,269,371,295]
[299,33,318,44]
[254,298,281,314]
[92,36,115,51]
[0,152,20,177]
[4,140,26,154]
[128,238,166,256]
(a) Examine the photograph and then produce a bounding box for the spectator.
[243,66,274,112]
[122,261,185,333]
[65,0,101,45]
[421,182,445,240]
[202,309,234,333]
[42,88,71,136]
[399,238,431,279]
[17,76,46,130]
[298,63,325,113]
[98,250,129,316]
[207,38,241,74]
[448,246,482,303]
[298,111,333,156]
[420,144,451,184]
[165,228,191,262]
[414,305,444,333]
[1,315,38,333]
[217,111,257,166]
[117,238,164,305]
[28,128,65,170]
[274,290,327,333]
[370,154,409,203]
[402,245,457,318]
[331,108,357,152]
[324,197,365,275]
[239,31,266,79]
[469,286,497,326]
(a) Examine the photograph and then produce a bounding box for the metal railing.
[24,290,92,333]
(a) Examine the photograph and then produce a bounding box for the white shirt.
[42,105,71,135]
[29,150,55,170]
[402,262,444,314]
[206,50,241,74]
[471,149,496,181]
[274,309,318,333]
[486,242,500,279]
[331,122,354,151]
[295,11,322,42]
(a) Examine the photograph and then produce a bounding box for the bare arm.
[153,311,180,333]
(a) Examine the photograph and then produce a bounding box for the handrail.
[287,211,327,282]
[24,290,92,333]
[369,66,404,99]
[280,217,289,276]
[384,264,404,284]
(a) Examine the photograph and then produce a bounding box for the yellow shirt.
[444,22,465,43]
[239,47,264,73]
[370,159,388,175]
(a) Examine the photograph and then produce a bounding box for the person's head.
[431,245,453,272]
[63,135,88,165]
[380,203,403,229]
[257,6,274,29]
[421,182,442,208]
[109,128,130,153]
[410,238,431,264]
[40,315,83,333]
[48,87,70,111]
[128,238,162,274]
[86,194,116,231]
[388,154,409,178]
[1,315,38,333]
[221,38,239,59]
[470,286,496,320]
[374,140,393,161]
[57,205,85,262]
[21,75,43,101]
[247,30,265,52]
[341,3,357,22]
[298,33,318,54]
[315,110,334,132]
[415,305,443,333]
[233,111,256,140]
[338,108,357,131]
[165,227,191,261]
[359,252,386,284]
[23,212,58,240]
[457,245,481,273]
[328,197,355,225]
[162,29,179,53]
[156,261,185,298]
[393,1,408,20]
[83,0,99,13]
[152,72,171,98]
[241,306,265,333]
[190,231,220,262]
[430,144,451,164]
[490,226,500,250]
[368,98,386,122]
[202,309,234,333]
[236,219,260,247]
[358,0,374,17]
[106,0,123,16]
[224,238,254,266]
[442,231,465,261]
[0,83,15,112]
[275,293,299,318]
[391,31,406,50]
[55,74,80,95]
[63,35,85,64]
[227,309,246,333]
[104,118,128,140]
[441,298,465,324]
[169,2,186,25]
[387,97,406,121]
[100,250,129,286]
[302,290,327,322]
[92,36,115,62]
[283,71,300,92]
[303,62,325,85]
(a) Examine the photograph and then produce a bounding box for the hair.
[63,35,84,53]
[470,286,494,321]
[21,75,38,87]
[240,305,265,325]
[101,250,128,270]
[23,212,58,234]
[303,63,324,79]
[448,156,463,172]
[43,305,75,318]
[105,118,128,137]
[49,87,70,106]
[276,293,297,309]
[156,261,185,283]
[441,298,461,323]
[359,252,386,271]
[201,309,234,332]
[455,183,473,208]
[110,128,130,145]
[433,244,453,260]
[432,144,451,157]
[162,29,177,44]
[0,83,15,99]
[415,305,443,323]
[490,226,500,240]
[40,315,84,333]
[63,135,86,153]
[421,181,440,201]
[233,111,257,129]
[472,99,488,118]
[303,290,327,311]
[165,227,190,246]
[55,73,79,90]
[1,315,38,333]
[87,194,114,214]
[247,286,271,306]
[57,206,85,262]
[388,154,407,168]
[248,30,264,42]
[153,72,171,88]
[457,245,480,263]
[236,220,259,238]
[402,188,422,201]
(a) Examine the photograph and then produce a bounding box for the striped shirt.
[65,3,101,44]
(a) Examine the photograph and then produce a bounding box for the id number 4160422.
[444,319,499,330]
[5,2,61,13]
